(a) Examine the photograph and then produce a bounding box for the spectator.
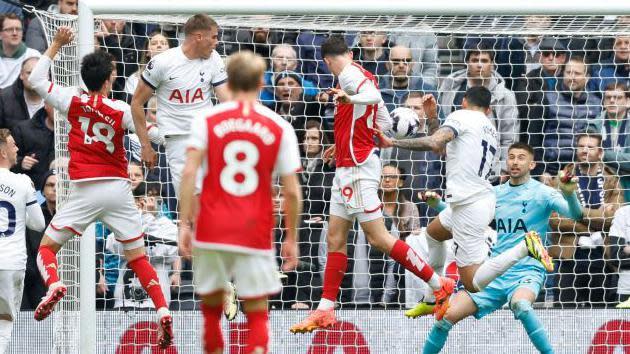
[0,56,42,130]
[379,163,421,240]
[296,31,353,88]
[260,44,320,106]
[541,56,601,174]
[25,0,78,53]
[514,37,567,155]
[0,1,23,18]
[380,45,436,112]
[0,14,40,89]
[21,169,56,310]
[106,182,180,309]
[124,31,170,97]
[128,160,144,191]
[352,31,390,78]
[388,31,439,88]
[609,205,630,303]
[587,83,630,202]
[222,25,298,58]
[11,103,54,186]
[300,120,334,220]
[592,35,630,92]
[438,40,519,174]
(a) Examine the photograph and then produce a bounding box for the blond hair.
[227,51,266,93]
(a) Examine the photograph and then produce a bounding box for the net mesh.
[13,9,630,353]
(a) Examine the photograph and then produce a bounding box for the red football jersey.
[188,101,301,254]
[334,63,380,167]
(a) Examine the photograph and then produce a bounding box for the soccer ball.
[390,107,420,139]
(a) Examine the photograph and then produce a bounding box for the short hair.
[464,40,496,63]
[271,44,297,58]
[321,35,349,58]
[403,91,424,103]
[463,86,492,109]
[226,51,266,93]
[183,14,217,36]
[304,119,331,146]
[604,82,630,98]
[575,132,603,147]
[383,162,407,181]
[1,13,21,30]
[80,50,115,92]
[0,129,11,146]
[508,142,535,157]
[565,55,588,71]
[133,181,160,198]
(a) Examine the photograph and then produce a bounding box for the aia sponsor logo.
[168,88,204,104]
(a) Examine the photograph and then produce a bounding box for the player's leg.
[510,286,553,353]
[422,212,454,303]
[423,291,477,354]
[0,270,24,352]
[200,291,226,354]
[242,297,271,353]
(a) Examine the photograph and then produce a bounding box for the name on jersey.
[168,88,204,104]
[496,218,527,234]
[213,118,276,145]
[0,184,16,198]
[81,105,115,126]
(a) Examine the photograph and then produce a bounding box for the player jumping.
[28,27,173,348]
[178,51,303,354]
[290,36,454,334]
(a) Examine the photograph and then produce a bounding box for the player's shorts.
[46,179,144,250]
[0,270,25,320]
[193,248,282,299]
[438,194,495,267]
[330,153,383,224]
[469,267,545,319]
[164,134,203,195]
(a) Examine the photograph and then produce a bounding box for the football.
[390,107,420,139]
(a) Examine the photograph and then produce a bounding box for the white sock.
[472,241,528,291]
[0,319,14,354]
[425,234,447,298]
[317,298,335,311]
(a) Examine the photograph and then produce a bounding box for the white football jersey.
[0,169,38,270]
[442,109,498,205]
[142,46,228,137]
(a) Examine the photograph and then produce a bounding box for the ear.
[529,160,536,171]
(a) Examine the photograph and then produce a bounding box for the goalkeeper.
[416,143,583,354]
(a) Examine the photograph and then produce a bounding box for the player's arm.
[178,147,203,259]
[24,179,45,232]
[28,26,75,113]
[130,79,158,169]
[550,167,584,220]
[213,83,232,102]
[423,95,440,136]
[378,126,455,153]
[419,191,447,212]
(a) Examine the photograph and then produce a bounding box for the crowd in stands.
[1,2,629,310]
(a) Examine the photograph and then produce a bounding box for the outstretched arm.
[381,126,455,153]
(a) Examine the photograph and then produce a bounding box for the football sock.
[423,319,453,354]
[472,241,527,291]
[37,245,59,288]
[201,303,224,353]
[245,310,270,353]
[390,240,438,288]
[318,252,348,310]
[127,256,168,309]
[424,234,447,300]
[512,300,554,354]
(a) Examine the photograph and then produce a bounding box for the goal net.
[14,9,630,353]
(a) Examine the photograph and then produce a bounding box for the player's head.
[80,50,115,94]
[380,163,406,194]
[321,35,352,76]
[0,129,18,169]
[226,51,266,95]
[462,86,492,115]
[507,142,535,179]
[183,14,218,59]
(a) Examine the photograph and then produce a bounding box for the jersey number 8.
[220,140,260,197]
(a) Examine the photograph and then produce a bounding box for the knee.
[40,236,62,253]
[510,299,532,320]
[461,278,478,293]
[364,230,393,253]
[442,311,460,326]
[326,234,346,253]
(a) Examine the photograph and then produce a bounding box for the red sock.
[127,256,168,309]
[201,303,224,353]
[37,245,59,288]
[321,252,348,302]
[245,310,269,353]
[389,240,435,282]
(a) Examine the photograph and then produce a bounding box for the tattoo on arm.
[427,118,440,136]
[393,127,455,152]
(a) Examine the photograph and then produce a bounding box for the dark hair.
[183,14,217,36]
[604,82,630,98]
[321,35,349,58]
[80,50,115,92]
[508,142,535,157]
[304,119,331,146]
[463,86,492,109]
[464,39,496,63]
[383,162,407,181]
[575,132,603,147]
[133,181,161,198]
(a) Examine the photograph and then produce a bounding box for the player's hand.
[422,94,438,120]
[419,191,442,209]
[53,26,74,46]
[316,91,330,103]
[21,154,39,171]
[178,224,193,260]
[374,129,394,148]
[328,88,351,104]
[280,239,299,272]
[558,164,578,195]
[322,145,336,165]
[141,145,157,170]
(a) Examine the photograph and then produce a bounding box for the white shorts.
[438,194,495,267]
[0,270,24,320]
[193,248,282,299]
[46,179,144,250]
[330,153,383,224]
[164,134,203,196]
